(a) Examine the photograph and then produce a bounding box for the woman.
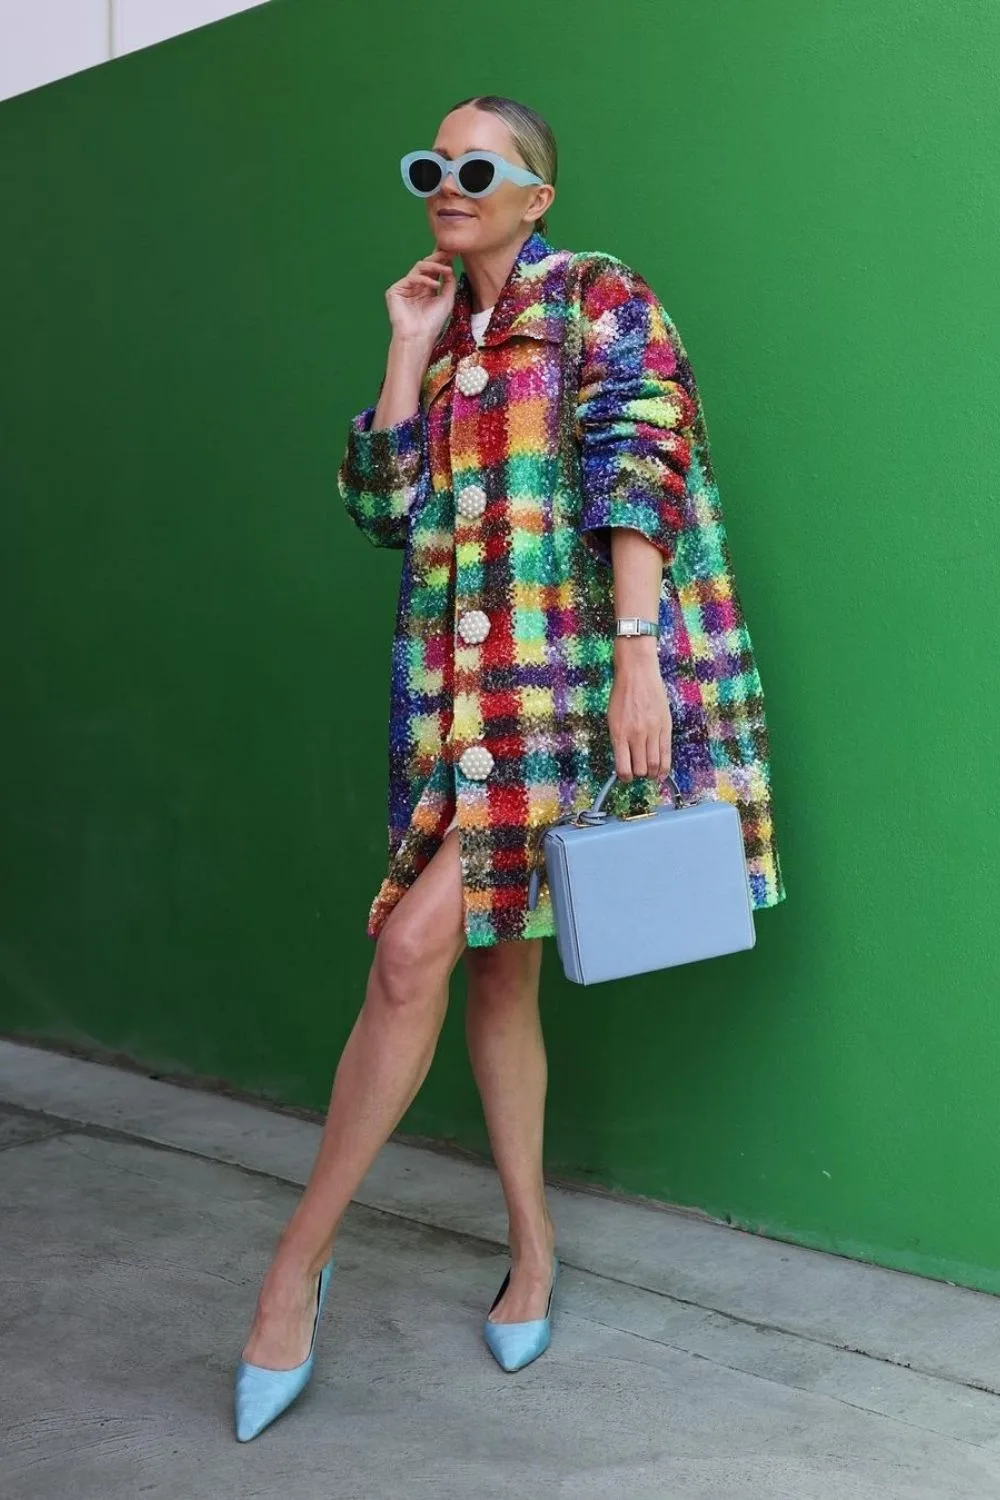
[234,94,785,1442]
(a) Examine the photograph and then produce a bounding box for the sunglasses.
[400,150,545,200]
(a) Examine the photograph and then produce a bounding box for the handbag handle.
[583,767,683,822]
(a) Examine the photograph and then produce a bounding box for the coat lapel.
[422,228,565,412]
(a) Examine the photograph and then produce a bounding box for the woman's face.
[428,105,549,253]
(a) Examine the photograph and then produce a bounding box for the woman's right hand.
[385,247,457,350]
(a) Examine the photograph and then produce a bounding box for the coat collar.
[423,228,564,410]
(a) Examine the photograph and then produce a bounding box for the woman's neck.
[462,231,532,315]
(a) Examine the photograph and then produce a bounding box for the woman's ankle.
[273,1231,335,1282]
[507,1212,556,1268]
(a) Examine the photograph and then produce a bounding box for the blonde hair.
[445,94,557,237]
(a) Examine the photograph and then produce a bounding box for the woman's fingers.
[408,268,453,294]
[613,727,673,782]
[629,734,648,778]
[623,728,669,780]
[417,254,453,276]
[614,730,668,779]
[609,675,674,782]
[396,257,453,298]
[660,725,673,777]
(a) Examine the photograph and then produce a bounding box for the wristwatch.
[614,617,660,638]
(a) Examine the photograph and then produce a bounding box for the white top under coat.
[469,304,495,345]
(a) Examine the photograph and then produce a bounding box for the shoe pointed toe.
[235,1403,265,1443]
[234,1357,313,1441]
[482,1316,551,1372]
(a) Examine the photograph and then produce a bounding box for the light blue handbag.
[527,770,756,985]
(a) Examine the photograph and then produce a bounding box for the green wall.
[2,0,999,1291]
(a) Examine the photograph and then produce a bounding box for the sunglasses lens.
[458,156,495,196]
[408,157,442,195]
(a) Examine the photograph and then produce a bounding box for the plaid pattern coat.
[336,227,786,948]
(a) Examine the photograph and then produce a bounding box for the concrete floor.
[3,1040,1000,1499]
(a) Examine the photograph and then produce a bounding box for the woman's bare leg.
[241,828,466,1369]
[464,938,557,1323]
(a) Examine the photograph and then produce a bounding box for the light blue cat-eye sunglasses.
[400,149,545,200]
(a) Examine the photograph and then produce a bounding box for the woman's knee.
[368,833,466,1012]
[370,911,456,1014]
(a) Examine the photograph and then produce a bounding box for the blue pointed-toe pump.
[483,1255,559,1372]
[234,1258,334,1443]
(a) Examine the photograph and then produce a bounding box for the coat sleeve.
[336,379,429,550]
[573,257,697,567]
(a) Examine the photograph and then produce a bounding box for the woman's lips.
[439,210,472,218]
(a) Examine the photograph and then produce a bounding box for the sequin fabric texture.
[336,228,787,948]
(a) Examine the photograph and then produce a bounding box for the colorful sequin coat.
[336,227,786,948]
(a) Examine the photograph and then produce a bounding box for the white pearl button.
[455,484,487,520]
[458,609,491,645]
[458,745,494,780]
[455,362,489,396]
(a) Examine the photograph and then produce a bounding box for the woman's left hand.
[607,641,673,780]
